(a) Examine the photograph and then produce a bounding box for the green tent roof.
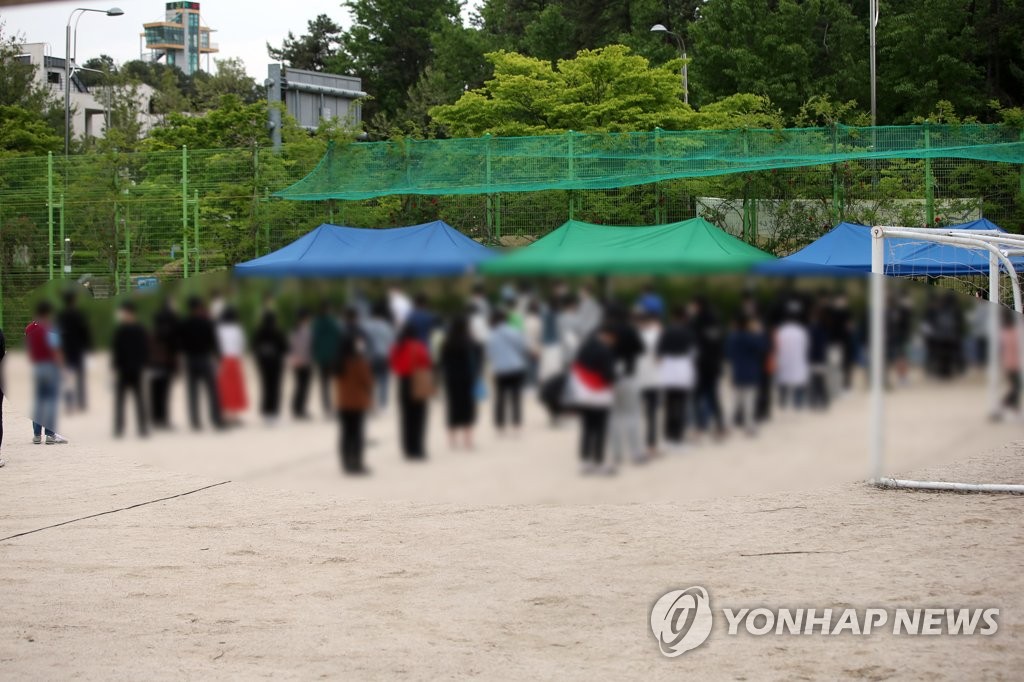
[481,218,776,275]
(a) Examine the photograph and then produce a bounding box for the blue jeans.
[32,362,60,437]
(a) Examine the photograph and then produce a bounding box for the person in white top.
[635,311,663,457]
[215,308,249,425]
[774,306,811,410]
[388,287,413,329]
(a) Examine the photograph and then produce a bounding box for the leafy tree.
[430,45,693,136]
[192,58,263,109]
[687,0,865,114]
[332,0,462,120]
[0,23,61,155]
[267,14,344,72]
[143,95,271,150]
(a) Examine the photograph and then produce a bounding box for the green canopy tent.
[480,218,776,275]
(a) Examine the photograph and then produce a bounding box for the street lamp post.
[650,23,688,105]
[65,7,124,156]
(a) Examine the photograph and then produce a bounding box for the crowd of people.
[0,281,1018,474]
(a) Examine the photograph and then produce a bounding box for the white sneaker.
[579,461,598,475]
[0,457,6,468]
[45,434,69,445]
[32,435,41,445]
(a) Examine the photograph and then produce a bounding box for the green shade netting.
[480,217,776,275]
[275,124,1024,201]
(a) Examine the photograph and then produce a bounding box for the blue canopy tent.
[755,219,1021,277]
[234,221,496,277]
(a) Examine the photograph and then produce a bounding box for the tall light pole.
[650,23,688,105]
[869,0,878,128]
[65,7,123,156]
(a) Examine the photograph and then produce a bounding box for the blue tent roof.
[234,221,496,277]
[755,219,1019,277]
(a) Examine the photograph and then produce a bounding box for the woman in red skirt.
[216,307,248,425]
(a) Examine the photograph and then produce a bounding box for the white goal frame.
[869,226,1024,493]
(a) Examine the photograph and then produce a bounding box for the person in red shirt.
[25,301,67,445]
[389,324,433,459]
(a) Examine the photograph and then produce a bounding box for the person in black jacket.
[58,289,92,413]
[149,298,179,429]
[440,315,483,450]
[691,296,726,439]
[573,325,618,474]
[179,296,223,430]
[253,310,288,424]
[111,301,149,437]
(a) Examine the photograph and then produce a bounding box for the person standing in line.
[289,308,313,420]
[691,296,726,440]
[606,305,646,469]
[361,302,396,412]
[216,307,249,426]
[149,297,179,430]
[657,306,697,452]
[774,303,811,410]
[253,310,288,425]
[571,325,617,475]
[523,300,544,388]
[440,315,482,450]
[636,310,663,458]
[486,310,530,437]
[335,334,374,474]
[111,301,150,438]
[0,325,6,467]
[179,296,223,431]
[807,306,831,410]
[726,315,768,436]
[25,301,67,445]
[1000,309,1021,418]
[311,301,341,417]
[390,324,433,459]
[406,294,439,346]
[388,286,413,329]
[58,289,92,414]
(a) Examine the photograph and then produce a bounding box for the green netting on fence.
[275,124,1024,201]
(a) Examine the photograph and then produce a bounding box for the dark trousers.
[317,362,333,414]
[186,356,222,429]
[114,371,148,436]
[494,371,525,430]
[257,358,284,418]
[664,388,691,443]
[1005,371,1021,410]
[756,372,772,421]
[65,358,86,411]
[808,369,829,410]
[338,409,367,472]
[579,407,609,465]
[149,371,173,427]
[642,389,659,449]
[695,377,724,432]
[778,384,807,409]
[398,377,428,458]
[292,365,312,417]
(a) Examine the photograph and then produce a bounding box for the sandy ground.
[1,351,1022,679]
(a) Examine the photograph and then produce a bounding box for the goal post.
[869,225,1024,494]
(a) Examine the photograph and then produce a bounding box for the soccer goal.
[869,225,1024,493]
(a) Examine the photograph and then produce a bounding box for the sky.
[0,0,356,80]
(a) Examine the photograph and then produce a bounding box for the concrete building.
[16,42,157,142]
[140,1,218,75]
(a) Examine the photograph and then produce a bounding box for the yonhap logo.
[650,586,714,657]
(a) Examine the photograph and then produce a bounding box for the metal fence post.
[924,120,935,225]
[58,193,66,279]
[181,145,189,278]
[831,124,842,224]
[47,151,54,280]
[485,134,494,241]
[193,189,200,276]
[567,131,576,221]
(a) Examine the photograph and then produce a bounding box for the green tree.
[0,24,61,155]
[193,58,263,110]
[267,14,344,72]
[332,0,462,120]
[430,45,694,136]
[688,0,865,114]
